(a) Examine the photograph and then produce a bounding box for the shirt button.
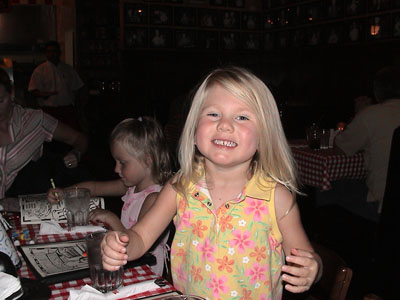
[207,201,212,206]
[194,192,199,197]
[225,203,230,209]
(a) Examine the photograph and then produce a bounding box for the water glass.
[63,187,91,230]
[86,231,123,293]
[306,127,321,150]
[320,129,330,150]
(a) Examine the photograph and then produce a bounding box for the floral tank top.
[171,173,284,300]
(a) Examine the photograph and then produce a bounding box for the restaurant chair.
[369,125,400,300]
[305,242,352,300]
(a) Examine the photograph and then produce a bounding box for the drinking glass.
[306,127,321,150]
[63,187,90,230]
[86,231,123,292]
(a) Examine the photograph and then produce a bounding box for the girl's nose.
[217,117,233,132]
[114,163,120,174]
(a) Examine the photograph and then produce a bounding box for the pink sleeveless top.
[121,185,169,276]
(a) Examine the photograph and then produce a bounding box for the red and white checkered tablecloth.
[8,213,177,300]
[291,146,366,191]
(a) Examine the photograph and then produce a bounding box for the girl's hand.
[89,208,117,226]
[63,151,78,169]
[101,231,129,271]
[281,248,321,293]
[47,187,63,204]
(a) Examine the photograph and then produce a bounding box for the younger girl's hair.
[176,66,298,195]
[110,116,172,185]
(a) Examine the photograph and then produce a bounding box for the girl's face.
[111,140,152,189]
[195,84,259,170]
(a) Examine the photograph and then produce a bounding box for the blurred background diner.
[1,1,400,299]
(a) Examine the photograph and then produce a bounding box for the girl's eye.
[237,115,249,121]
[207,112,219,117]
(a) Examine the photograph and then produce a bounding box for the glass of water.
[85,231,123,292]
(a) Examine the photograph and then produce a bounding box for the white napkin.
[39,221,106,235]
[68,280,160,300]
[0,272,22,299]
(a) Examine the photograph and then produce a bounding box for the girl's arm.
[72,179,127,197]
[275,184,322,293]
[101,181,177,270]
[47,179,127,203]
[138,192,158,220]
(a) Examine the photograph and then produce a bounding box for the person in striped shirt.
[0,67,88,200]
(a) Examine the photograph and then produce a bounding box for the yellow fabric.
[171,172,284,300]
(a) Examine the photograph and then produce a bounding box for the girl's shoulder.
[273,183,295,220]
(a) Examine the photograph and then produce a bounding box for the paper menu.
[19,193,104,225]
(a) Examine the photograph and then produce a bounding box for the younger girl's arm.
[101,181,177,271]
[275,184,322,293]
[47,179,127,204]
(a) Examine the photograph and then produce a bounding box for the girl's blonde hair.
[110,116,172,185]
[175,66,298,195]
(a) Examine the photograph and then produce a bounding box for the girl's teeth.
[213,140,237,147]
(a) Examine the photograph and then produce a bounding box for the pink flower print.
[178,211,193,229]
[244,262,267,285]
[206,273,229,298]
[268,235,281,252]
[244,198,268,221]
[229,229,255,253]
[174,264,187,284]
[197,238,216,262]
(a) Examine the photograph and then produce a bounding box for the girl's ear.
[145,155,153,167]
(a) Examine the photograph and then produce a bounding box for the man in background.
[28,40,86,131]
[335,65,400,222]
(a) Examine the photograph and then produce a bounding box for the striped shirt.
[0,104,58,198]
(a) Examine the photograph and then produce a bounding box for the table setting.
[290,125,366,191]
[0,189,178,300]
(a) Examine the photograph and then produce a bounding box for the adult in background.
[0,67,91,203]
[28,40,87,131]
[334,65,400,222]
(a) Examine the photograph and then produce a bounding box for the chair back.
[308,242,353,300]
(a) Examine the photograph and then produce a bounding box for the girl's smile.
[195,84,259,169]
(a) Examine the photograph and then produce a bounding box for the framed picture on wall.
[222,10,240,29]
[368,14,390,40]
[150,6,172,25]
[241,32,262,50]
[175,30,197,48]
[344,19,365,43]
[228,0,244,8]
[392,14,400,38]
[263,32,275,50]
[125,27,148,48]
[277,31,290,49]
[263,11,275,30]
[125,3,148,25]
[210,0,227,7]
[367,0,390,12]
[324,0,344,19]
[345,0,366,16]
[290,29,306,48]
[174,7,197,27]
[221,31,240,50]
[199,9,220,28]
[306,27,322,46]
[241,12,261,30]
[150,28,172,48]
[198,30,219,49]
[324,23,343,45]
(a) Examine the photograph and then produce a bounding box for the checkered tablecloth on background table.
[9,213,176,300]
[291,145,367,191]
